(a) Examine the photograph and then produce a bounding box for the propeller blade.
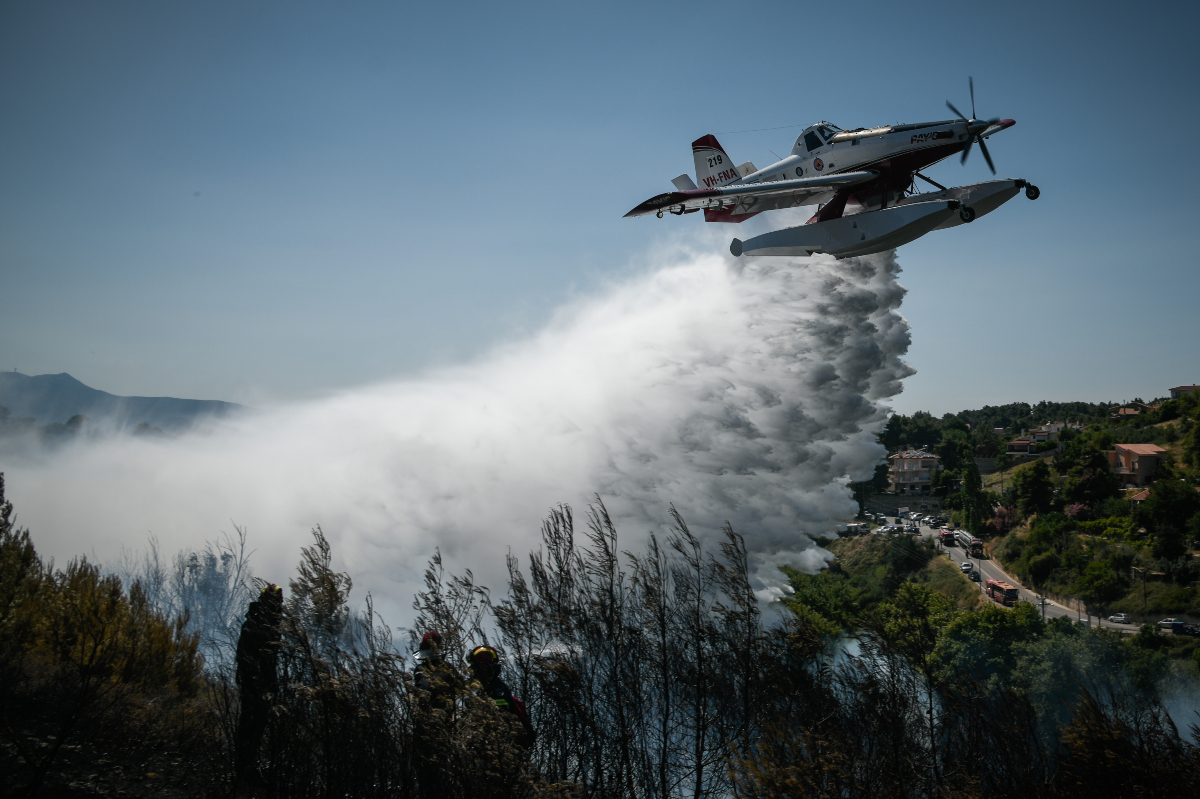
[969,76,976,119]
[947,100,967,120]
[961,137,973,165]
[977,137,996,174]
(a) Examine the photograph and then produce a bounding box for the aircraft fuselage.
[737,118,1015,202]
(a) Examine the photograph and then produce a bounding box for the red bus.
[986,578,1019,607]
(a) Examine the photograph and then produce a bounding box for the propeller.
[946,77,1000,174]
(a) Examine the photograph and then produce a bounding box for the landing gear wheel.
[1025,184,1041,200]
[656,210,664,218]
[959,206,976,223]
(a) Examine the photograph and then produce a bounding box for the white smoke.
[3,244,912,621]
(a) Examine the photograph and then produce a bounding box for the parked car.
[1159,618,1182,629]
[1107,613,1132,624]
[960,562,973,573]
[1180,625,1200,638]
[968,571,981,582]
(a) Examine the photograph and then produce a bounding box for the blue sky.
[3,0,1198,416]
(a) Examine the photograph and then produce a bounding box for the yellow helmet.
[467,645,498,668]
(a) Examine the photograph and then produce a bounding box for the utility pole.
[1133,566,1147,612]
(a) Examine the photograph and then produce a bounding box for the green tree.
[956,459,1002,536]
[0,475,207,796]
[1058,446,1121,509]
[1074,560,1125,607]
[1181,421,1200,468]
[881,411,944,451]
[937,430,972,473]
[1010,460,1055,518]
[933,602,1043,684]
[1135,480,1200,560]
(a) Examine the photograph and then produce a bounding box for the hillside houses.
[887,449,942,495]
[1110,401,1155,422]
[1005,422,1083,455]
[1106,443,1168,487]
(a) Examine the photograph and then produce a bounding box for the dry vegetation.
[3,477,1200,797]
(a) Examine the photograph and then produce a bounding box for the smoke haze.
[4,244,912,621]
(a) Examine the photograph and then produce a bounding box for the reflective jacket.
[480,676,535,745]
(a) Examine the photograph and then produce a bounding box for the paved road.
[866,515,1140,633]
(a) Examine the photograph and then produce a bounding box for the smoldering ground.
[3,243,913,623]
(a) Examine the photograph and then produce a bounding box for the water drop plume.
[6,247,913,617]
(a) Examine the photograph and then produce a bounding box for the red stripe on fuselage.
[704,208,760,223]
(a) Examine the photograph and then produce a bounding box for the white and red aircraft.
[625,80,1040,258]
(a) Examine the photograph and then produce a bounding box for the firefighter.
[413,630,464,712]
[235,583,283,785]
[466,645,535,747]
[412,630,467,798]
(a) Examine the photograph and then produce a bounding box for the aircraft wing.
[623,170,878,218]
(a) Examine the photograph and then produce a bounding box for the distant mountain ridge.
[0,372,245,432]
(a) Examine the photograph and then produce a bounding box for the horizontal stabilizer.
[672,174,698,191]
[736,162,757,178]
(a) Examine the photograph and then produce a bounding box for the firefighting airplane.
[624,79,1040,259]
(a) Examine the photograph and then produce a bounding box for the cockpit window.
[804,131,823,152]
[817,125,837,141]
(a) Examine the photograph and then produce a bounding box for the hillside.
[0,372,244,433]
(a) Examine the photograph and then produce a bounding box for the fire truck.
[940,528,956,546]
[986,578,1020,607]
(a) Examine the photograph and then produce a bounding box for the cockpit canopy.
[794,123,842,155]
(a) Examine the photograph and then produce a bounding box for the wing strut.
[914,172,948,191]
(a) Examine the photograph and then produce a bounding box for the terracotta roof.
[1130,488,1150,502]
[1115,444,1167,455]
[1169,385,1199,391]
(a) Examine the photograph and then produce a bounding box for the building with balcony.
[1170,385,1199,400]
[888,449,941,495]
[1110,401,1152,422]
[1106,443,1167,487]
[1004,422,1079,454]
